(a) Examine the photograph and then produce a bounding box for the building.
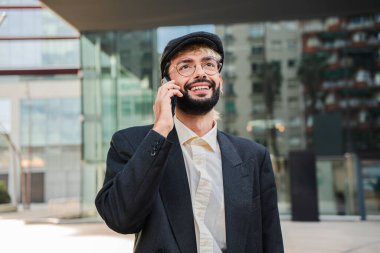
[300,14,380,215]
[0,1,81,212]
[215,22,304,155]
[301,14,380,156]
[80,30,157,215]
[214,22,304,214]
[2,0,380,219]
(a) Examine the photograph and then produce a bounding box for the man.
[95,31,284,253]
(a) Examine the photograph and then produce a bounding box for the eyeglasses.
[173,57,222,77]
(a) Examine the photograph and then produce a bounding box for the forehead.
[171,47,219,63]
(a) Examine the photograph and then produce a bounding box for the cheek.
[173,76,190,90]
[170,70,186,82]
[213,78,222,88]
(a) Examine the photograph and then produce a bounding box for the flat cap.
[160,31,224,78]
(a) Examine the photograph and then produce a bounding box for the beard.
[176,78,221,115]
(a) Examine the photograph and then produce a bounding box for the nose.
[193,64,207,79]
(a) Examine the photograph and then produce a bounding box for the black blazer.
[95,125,284,253]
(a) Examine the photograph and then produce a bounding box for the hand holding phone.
[162,76,177,116]
[153,76,182,137]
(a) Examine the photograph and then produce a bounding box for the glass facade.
[0,91,13,202]
[0,8,77,37]
[363,160,380,215]
[0,98,11,133]
[0,39,80,69]
[0,1,378,220]
[0,5,80,69]
[81,30,157,215]
[0,1,81,206]
[0,79,82,204]
[19,98,81,202]
[0,0,38,5]
[20,98,81,146]
[0,98,11,187]
[82,15,380,218]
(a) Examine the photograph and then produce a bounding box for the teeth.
[190,86,209,91]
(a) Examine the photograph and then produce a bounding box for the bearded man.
[95,31,284,253]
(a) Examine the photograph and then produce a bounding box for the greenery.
[257,61,282,161]
[0,181,11,204]
[297,53,328,113]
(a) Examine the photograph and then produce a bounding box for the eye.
[204,60,217,68]
[178,63,190,71]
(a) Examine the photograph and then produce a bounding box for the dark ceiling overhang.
[40,0,380,32]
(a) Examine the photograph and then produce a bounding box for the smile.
[190,85,210,91]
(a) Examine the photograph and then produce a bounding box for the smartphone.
[162,76,176,116]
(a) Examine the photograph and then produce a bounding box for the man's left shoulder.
[218,131,267,157]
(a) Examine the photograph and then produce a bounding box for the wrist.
[152,124,171,138]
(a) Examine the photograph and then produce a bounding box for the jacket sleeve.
[95,129,172,234]
[259,150,284,253]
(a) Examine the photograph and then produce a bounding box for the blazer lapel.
[160,129,197,253]
[218,131,252,252]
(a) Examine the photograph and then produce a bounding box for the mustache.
[184,78,215,90]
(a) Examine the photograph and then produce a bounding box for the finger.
[159,80,175,92]
[167,89,183,98]
[161,79,175,85]
[157,82,179,97]
[162,83,180,91]
[159,84,181,99]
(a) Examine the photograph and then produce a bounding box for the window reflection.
[21,98,81,146]
[0,40,80,69]
[80,13,380,216]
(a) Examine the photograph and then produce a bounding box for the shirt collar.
[174,115,218,152]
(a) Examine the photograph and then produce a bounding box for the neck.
[175,109,216,137]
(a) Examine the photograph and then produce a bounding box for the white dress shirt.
[174,116,226,253]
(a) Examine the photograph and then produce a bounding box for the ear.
[218,73,223,93]
[161,75,171,85]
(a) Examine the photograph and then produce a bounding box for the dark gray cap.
[160,31,224,78]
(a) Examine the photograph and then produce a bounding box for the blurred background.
[0,0,380,224]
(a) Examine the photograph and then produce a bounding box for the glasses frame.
[171,57,223,77]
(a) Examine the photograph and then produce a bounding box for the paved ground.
[282,220,380,253]
[1,206,380,253]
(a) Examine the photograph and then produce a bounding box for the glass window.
[289,116,302,127]
[289,137,301,146]
[224,83,235,95]
[283,21,299,30]
[0,39,80,69]
[81,12,380,218]
[224,101,236,114]
[20,98,81,147]
[0,9,78,37]
[362,160,380,215]
[288,79,298,89]
[0,98,11,133]
[271,40,282,50]
[251,46,264,55]
[252,82,263,93]
[0,0,38,5]
[287,39,297,49]
[249,24,265,38]
[81,30,156,162]
[287,59,296,68]
[288,97,299,108]
[0,134,10,172]
[251,63,258,72]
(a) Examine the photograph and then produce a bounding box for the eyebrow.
[202,56,216,61]
[176,56,217,64]
[176,58,194,64]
